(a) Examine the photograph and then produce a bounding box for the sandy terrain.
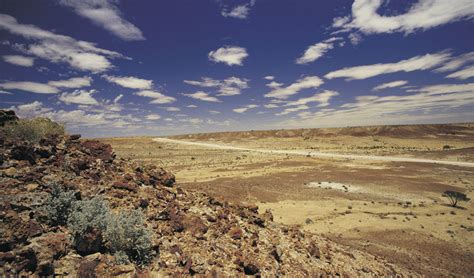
[101,123,474,276]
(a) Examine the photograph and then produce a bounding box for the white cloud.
[103,75,153,89]
[348,32,363,45]
[183,91,221,102]
[0,14,125,72]
[266,81,284,89]
[3,55,34,67]
[59,89,99,105]
[59,0,145,41]
[296,37,341,64]
[145,114,161,120]
[264,76,324,99]
[0,81,59,94]
[325,51,451,80]
[209,110,221,114]
[165,107,180,112]
[264,76,275,80]
[446,65,474,80]
[233,104,258,113]
[135,90,176,104]
[276,105,309,116]
[282,82,474,128]
[285,90,339,107]
[434,52,474,72]
[208,46,248,66]
[221,4,250,19]
[264,104,279,109]
[187,104,197,108]
[335,0,474,34]
[0,90,12,95]
[373,80,408,91]
[48,76,92,88]
[184,77,249,96]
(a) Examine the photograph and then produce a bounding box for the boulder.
[0,110,18,126]
[10,145,37,164]
[75,228,103,256]
[81,141,114,162]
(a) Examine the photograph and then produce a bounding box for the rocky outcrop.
[0,110,18,127]
[0,119,410,276]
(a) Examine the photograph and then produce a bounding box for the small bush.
[104,210,153,265]
[68,197,153,264]
[68,197,110,240]
[2,117,65,143]
[45,184,77,226]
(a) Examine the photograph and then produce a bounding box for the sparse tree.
[442,190,470,207]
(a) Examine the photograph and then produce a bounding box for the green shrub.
[68,197,110,240]
[44,184,77,226]
[2,117,65,143]
[104,209,153,265]
[68,197,153,264]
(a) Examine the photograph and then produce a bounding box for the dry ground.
[100,124,474,277]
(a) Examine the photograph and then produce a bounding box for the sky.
[0,0,473,137]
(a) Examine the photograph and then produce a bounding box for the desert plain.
[101,123,474,276]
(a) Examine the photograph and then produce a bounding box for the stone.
[10,145,37,164]
[112,181,138,192]
[75,228,103,256]
[26,183,39,192]
[0,109,18,126]
[228,226,243,240]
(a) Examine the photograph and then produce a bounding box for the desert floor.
[101,125,474,276]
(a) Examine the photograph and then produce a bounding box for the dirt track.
[153,137,474,168]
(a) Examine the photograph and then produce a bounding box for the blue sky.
[0,0,473,137]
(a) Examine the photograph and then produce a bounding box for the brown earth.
[103,123,474,277]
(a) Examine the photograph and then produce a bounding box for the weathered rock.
[0,110,18,126]
[112,181,138,192]
[81,140,114,162]
[75,228,103,256]
[10,145,37,164]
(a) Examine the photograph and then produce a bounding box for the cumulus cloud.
[373,80,408,91]
[282,82,474,128]
[0,81,59,94]
[434,52,474,72]
[285,90,339,107]
[264,103,279,109]
[145,114,161,120]
[182,91,221,102]
[264,76,324,99]
[59,0,145,41]
[265,81,284,89]
[59,89,99,105]
[184,77,249,96]
[221,4,250,19]
[3,55,34,67]
[325,51,451,80]
[208,46,248,66]
[48,76,92,88]
[233,104,258,113]
[445,65,474,80]
[264,76,275,80]
[103,75,153,89]
[334,0,474,34]
[0,14,125,72]
[296,37,342,64]
[135,90,177,104]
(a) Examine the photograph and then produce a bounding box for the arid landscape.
[102,123,474,276]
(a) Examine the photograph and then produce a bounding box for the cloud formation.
[59,89,99,105]
[3,55,34,67]
[221,4,250,19]
[264,76,324,99]
[103,75,153,89]
[183,91,221,102]
[0,81,59,94]
[325,51,451,80]
[59,0,145,41]
[0,14,125,72]
[184,77,249,96]
[135,90,176,104]
[48,77,92,88]
[373,80,408,91]
[233,104,258,113]
[334,0,474,34]
[446,65,474,80]
[296,37,341,64]
[208,46,248,66]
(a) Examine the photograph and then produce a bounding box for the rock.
[10,145,37,164]
[308,243,321,259]
[110,264,135,276]
[183,216,208,238]
[3,167,18,177]
[69,134,81,141]
[228,226,243,240]
[15,247,37,273]
[26,183,39,192]
[112,181,138,193]
[75,228,103,256]
[77,260,99,278]
[0,109,18,126]
[81,140,114,162]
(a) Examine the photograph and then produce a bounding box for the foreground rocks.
[0,115,410,276]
